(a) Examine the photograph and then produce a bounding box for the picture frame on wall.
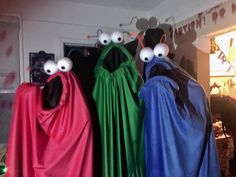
[29,51,55,85]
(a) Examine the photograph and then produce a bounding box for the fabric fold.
[93,43,145,177]
[140,57,220,177]
[6,72,93,177]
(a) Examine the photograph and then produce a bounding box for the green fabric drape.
[93,43,145,177]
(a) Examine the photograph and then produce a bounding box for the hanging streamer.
[211,37,236,71]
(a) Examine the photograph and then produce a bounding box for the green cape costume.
[93,43,145,177]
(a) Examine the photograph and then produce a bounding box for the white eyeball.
[43,60,58,75]
[111,31,124,44]
[139,47,154,63]
[99,33,111,45]
[153,43,169,58]
[57,57,73,72]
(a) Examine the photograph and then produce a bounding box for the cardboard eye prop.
[99,33,111,45]
[153,43,169,58]
[139,47,154,63]
[111,31,124,44]
[44,60,58,75]
[57,57,73,72]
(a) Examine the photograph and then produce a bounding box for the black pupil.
[47,69,51,73]
[144,57,148,61]
[104,40,107,43]
[118,37,121,41]
[158,53,162,57]
[61,66,66,70]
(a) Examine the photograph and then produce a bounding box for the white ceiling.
[61,0,165,11]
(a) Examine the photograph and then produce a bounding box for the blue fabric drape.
[140,57,220,177]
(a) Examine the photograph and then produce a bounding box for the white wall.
[148,0,236,96]
[0,0,147,82]
[0,0,229,83]
[148,0,227,23]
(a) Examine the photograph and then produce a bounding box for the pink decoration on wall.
[173,2,236,38]
[219,8,226,18]
[5,45,13,57]
[232,3,236,13]
[3,72,16,87]
[212,11,218,24]
[0,30,7,42]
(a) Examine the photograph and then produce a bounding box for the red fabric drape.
[5,72,93,177]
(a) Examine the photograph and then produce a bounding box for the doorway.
[209,30,236,177]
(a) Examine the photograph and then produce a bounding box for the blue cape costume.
[139,57,220,177]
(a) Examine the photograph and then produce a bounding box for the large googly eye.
[153,43,169,58]
[139,47,154,63]
[43,60,58,75]
[111,31,124,44]
[57,57,73,72]
[99,33,111,45]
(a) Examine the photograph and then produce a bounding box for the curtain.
[0,15,20,146]
[0,15,20,90]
